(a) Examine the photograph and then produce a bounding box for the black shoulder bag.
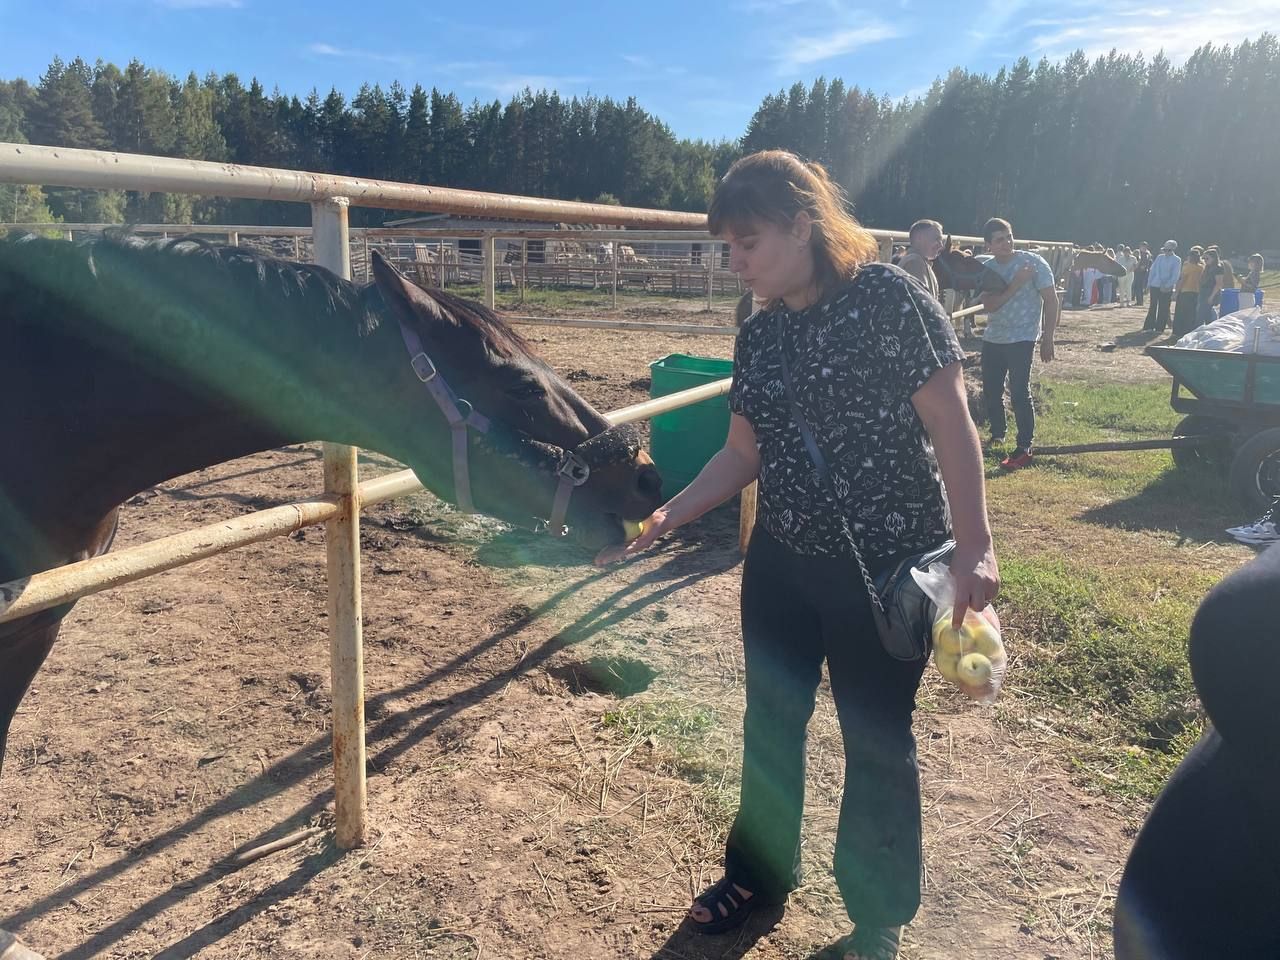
[775,310,954,661]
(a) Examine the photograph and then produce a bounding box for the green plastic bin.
[648,353,734,495]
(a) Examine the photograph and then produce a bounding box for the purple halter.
[395,317,591,536]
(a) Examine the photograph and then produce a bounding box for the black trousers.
[1133,268,1148,304]
[981,340,1036,451]
[1143,289,1173,331]
[725,525,927,927]
[1172,291,1200,338]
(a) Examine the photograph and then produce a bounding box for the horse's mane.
[0,232,533,361]
[0,231,379,333]
[397,283,535,361]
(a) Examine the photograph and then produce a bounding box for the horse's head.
[1072,249,1128,277]
[932,236,1008,293]
[367,252,662,550]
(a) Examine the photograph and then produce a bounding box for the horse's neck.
[8,312,367,539]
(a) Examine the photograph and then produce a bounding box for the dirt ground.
[3,297,1173,959]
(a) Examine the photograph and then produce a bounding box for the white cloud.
[154,0,243,7]
[621,54,653,68]
[306,43,411,66]
[1026,1,1273,61]
[774,22,903,73]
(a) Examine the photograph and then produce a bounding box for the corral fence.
[4,220,1072,316]
[0,143,1071,856]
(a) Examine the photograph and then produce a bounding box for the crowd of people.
[1140,239,1264,337]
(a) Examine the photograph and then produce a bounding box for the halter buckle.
[556,451,591,486]
[410,351,438,383]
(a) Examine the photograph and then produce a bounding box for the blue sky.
[1,0,1273,142]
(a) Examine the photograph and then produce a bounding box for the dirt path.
[1,299,1165,959]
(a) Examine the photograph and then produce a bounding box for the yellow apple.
[957,652,994,687]
[933,617,964,656]
[934,650,961,682]
[963,617,1003,658]
[622,519,646,543]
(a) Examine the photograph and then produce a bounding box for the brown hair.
[909,218,943,239]
[983,217,1013,242]
[708,150,878,298]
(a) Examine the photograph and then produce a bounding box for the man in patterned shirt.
[977,217,1059,470]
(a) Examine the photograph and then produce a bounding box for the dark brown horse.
[731,237,1007,325]
[929,236,1010,294]
[0,237,662,855]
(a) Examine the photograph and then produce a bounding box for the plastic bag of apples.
[911,561,1007,703]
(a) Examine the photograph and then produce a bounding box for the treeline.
[2,34,1277,247]
[741,35,1278,249]
[0,58,735,227]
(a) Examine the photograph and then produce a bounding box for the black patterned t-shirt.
[729,263,963,571]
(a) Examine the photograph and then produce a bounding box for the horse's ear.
[371,250,449,327]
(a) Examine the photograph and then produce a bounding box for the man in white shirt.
[1143,240,1181,333]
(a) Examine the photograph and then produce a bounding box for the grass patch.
[1034,380,1178,442]
[997,554,1208,801]
[602,699,719,763]
[985,378,1243,801]
[601,699,737,826]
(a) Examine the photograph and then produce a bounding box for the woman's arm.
[911,362,1000,624]
[595,413,760,564]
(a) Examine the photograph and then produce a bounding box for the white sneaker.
[1226,509,1280,544]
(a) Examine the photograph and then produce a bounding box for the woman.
[1240,254,1264,300]
[600,151,1000,960]
[1133,243,1152,307]
[1116,245,1136,306]
[1198,248,1225,327]
[1172,246,1203,338]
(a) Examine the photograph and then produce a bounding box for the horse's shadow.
[5,520,743,958]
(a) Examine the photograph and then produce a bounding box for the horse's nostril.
[637,466,662,498]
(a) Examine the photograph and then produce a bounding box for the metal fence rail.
[0,142,1027,854]
[2,218,1072,311]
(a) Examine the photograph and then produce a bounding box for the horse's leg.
[0,618,61,777]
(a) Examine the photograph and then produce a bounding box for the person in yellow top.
[1173,246,1204,338]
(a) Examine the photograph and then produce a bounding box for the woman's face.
[720,216,814,304]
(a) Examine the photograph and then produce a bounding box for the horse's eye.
[509,381,546,399]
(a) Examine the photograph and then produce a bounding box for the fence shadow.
[5,525,744,957]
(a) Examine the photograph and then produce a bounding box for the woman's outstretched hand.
[593,507,672,566]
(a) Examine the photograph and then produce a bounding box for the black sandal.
[688,876,770,934]
[827,925,902,960]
